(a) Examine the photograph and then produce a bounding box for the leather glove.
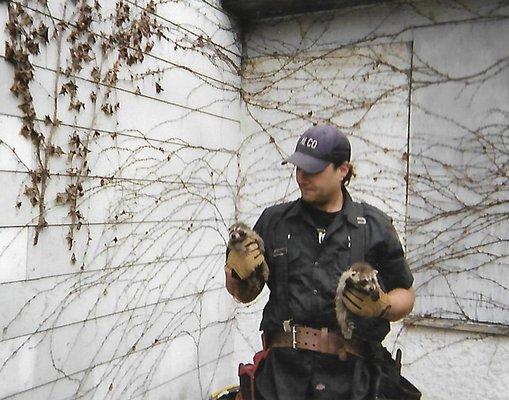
[342,287,391,318]
[226,239,265,280]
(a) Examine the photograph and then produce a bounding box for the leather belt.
[267,326,364,360]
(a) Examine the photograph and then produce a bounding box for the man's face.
[296,163,346,208]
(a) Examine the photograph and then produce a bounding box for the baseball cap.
[282,125,351,173]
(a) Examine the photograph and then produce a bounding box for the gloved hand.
[226,238,265,280]
[342,287,391,318]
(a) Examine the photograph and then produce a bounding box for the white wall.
[0,1,241,398]
[1,1,507,399]
[234,1,509,399]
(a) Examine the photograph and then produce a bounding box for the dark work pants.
[246,348,371,400]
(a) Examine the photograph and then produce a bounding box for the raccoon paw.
[341,321,355,339]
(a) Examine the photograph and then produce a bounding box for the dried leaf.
[48,145,65,157]
[56,192,69,205]
[18,101,36,119]
[69,100,85,112]
[24,186,38,206]
[101,103,113,115]
[66,231,73,249]
[4,42,16,65]
[87,34,96,45]
[20,125,32,138]
[90,67,100,82]
[10,79,26,96]
[25,39,40,55]
[60,81,78,96]
[37,23,49,44]
[19,13,33,28]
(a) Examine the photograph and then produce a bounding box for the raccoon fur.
[228,222,269,283]
[335,262,382,339]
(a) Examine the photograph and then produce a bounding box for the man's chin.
[301,192,313,202]
[302,193,320,205]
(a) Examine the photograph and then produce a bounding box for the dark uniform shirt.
[253,188,413,340]
[249,188,414,400]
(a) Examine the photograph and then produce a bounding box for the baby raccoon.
[228,222,269,282]
[335,262,382,339]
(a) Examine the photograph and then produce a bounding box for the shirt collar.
[284,188,359,228]
[342,188,362,228]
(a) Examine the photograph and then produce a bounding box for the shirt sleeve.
[253,209,268,237]
[365,207,414,292]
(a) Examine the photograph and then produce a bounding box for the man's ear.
[339,162,350,180]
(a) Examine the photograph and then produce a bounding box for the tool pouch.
[237,348,270,400]
[369,345,421,400]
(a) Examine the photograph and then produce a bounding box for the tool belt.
[267,325,364,360]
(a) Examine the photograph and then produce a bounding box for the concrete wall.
[0,1,241,398]
[234,1,509,399]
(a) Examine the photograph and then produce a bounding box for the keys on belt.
[282,319,296,348]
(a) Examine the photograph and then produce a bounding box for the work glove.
[342,287,391,318]
[226,238,265,280]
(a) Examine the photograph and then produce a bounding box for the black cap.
[282,125,351,173]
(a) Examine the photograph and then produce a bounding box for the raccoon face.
[346,268,380,301]
[228,223,249,243]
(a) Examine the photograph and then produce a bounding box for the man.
[225,125,416,400]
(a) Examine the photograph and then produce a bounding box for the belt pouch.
[238,349,270,400]
[369,347,421,400]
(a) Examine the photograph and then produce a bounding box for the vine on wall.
[2,1,241,398]
[6,0,167,248]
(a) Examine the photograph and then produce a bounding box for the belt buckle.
[282,319,297,349]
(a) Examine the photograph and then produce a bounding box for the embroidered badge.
[273,247,288,257]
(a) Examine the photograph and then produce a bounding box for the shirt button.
[313,289,318,295]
